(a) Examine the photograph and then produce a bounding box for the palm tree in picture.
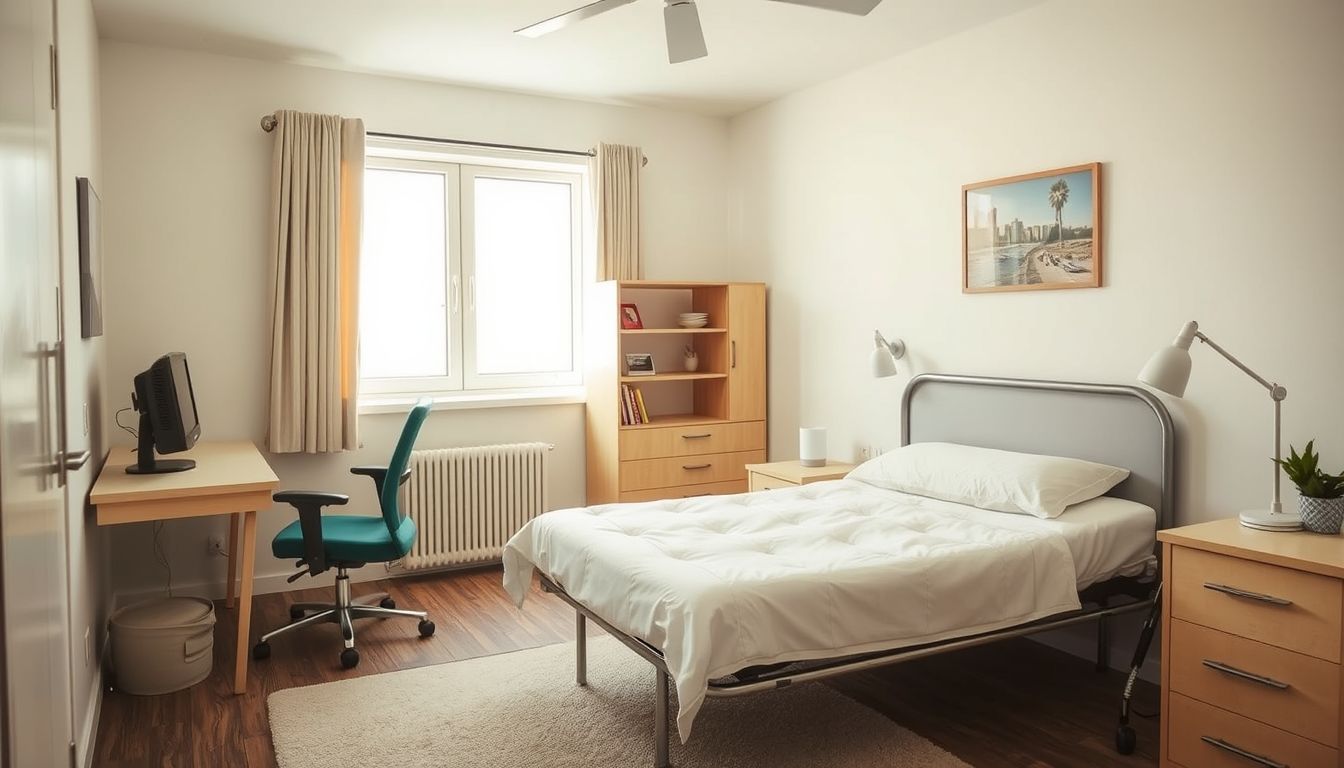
[1048,178,1070,245]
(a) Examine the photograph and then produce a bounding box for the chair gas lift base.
[252,400,437,669]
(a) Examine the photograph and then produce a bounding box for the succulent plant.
[1275,441,1344,500]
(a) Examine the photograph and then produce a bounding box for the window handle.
[468,275,476,312]
[450,275,460,315]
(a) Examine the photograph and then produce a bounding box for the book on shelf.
[620,384,651,426]
[634,388,649,423]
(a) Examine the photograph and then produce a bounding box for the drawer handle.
[682,463,712,470]
[681,433,712,439]
[683,492,712,498]
[1203,582,1293,606]
[1202,659,1290,690]
[1200,736,1287,768]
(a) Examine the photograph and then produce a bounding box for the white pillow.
[846,442,1130,519]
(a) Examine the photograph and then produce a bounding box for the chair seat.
[272,514,417,564]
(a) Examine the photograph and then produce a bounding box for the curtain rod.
[259,113,647,166]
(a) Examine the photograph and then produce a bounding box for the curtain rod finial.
[261,114,277,132]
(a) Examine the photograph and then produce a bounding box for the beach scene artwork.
[963,163,1101,293]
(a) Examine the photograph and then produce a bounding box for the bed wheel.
[1115,724,1136,755]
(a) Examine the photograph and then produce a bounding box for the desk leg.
[233,510,258,695]
[225,512,240,609]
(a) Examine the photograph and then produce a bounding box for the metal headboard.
[900,374,1175,530]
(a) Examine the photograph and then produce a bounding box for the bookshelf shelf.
[619,414,726,431]
[619,328,726,335]
[620,372,727,383]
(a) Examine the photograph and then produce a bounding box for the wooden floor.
[93,566,1160,767]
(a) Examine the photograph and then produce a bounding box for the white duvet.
[502,479,1090,742]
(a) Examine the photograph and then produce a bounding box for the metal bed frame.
[541,374,1176,767]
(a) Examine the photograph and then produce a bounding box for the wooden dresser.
[585,280,767,504]
[1159,518,1344,768]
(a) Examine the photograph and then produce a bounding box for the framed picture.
[624,353,656,376]
[76,177,104,337]
[620,303,643,329]
[962,162,1102,293]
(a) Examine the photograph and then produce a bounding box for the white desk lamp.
[1138,320,1300,531]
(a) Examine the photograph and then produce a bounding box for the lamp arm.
[1194,332,1279,396]
[1196,331,1286,514]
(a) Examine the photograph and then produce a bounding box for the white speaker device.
[799,428,827,468]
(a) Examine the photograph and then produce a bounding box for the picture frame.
[620,303,643,329]
[962,162,1102,294]
[624,353,656,376]
[76,177,104,337]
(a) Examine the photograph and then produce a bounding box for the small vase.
[683,354,699,372]
[1300,496,1344,534]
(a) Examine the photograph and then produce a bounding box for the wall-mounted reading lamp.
[870,331,906,379]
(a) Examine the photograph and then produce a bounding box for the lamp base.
[1238,508,1304,532]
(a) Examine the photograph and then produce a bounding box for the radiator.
[401,442,550,570]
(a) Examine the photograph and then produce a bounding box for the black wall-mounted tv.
[127,352,201,474]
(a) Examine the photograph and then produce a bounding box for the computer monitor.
[127,352,201,475]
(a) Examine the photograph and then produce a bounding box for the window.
[359,146,585,402]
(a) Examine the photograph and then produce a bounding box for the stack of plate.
[677,312,709,328]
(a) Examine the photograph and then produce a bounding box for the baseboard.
[77,640,107,768]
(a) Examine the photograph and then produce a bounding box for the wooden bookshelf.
[585,280,768,504]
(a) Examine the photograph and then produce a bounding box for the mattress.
[502,479,1156,742]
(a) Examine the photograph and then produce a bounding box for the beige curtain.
[266,110,364,453]
[593,142,643,281]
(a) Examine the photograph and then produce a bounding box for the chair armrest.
[272,491,349,576]
[349,465,413,497]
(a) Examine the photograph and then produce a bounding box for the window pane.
[361,168,448,379]
[472,177,574,375]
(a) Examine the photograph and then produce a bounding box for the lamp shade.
[870,345,898,378]
[1138,346,1192,396]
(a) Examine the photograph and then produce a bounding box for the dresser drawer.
[749,473,796,492]
[1171,546,1342,661]
[620,450,765,492]
[619,421,765,461]
[1168,618,1340,746]
[619,480,747,503]
[1167,692,1337,768]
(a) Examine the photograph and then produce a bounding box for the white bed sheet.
[502,480,1155,742]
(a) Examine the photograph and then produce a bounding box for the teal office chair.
[252,399,435,669]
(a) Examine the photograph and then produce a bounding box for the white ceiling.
[92,0,1042,117]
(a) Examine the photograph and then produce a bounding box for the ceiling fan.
[515,0,884,64]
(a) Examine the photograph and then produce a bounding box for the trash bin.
[109,596,215,695]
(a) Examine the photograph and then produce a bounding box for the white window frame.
[358,140,587,405]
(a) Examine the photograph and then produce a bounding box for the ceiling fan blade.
[664,1,708,63]
[764,0,882,15]
[515,0,639,38]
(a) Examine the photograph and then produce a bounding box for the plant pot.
[683,355,699,372]
[1299,496,1344,534]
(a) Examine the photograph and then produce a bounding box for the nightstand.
[1158,518,1344,768]
[745,460,855,491]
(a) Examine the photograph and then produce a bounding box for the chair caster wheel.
[340,648,360,669]
[252,641,271,660]
[379,597,396,609]
[1115,724,1136,755]
[289,606,305,620]
[418,619,436,638]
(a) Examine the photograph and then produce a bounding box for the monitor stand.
[125,411,197,475]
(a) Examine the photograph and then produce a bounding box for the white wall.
[727,0,1343,674]
[98,41,733,599]
[729,0,1344,525]
[55,0,107,763]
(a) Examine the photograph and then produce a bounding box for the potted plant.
[1275,441,1344,534]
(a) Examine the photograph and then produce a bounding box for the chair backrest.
[380,399,432,537]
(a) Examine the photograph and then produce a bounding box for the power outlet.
[83,626,92,668]
[207,534,226,557]
[858,445,872,462]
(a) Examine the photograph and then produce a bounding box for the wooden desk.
[91,441,279,694]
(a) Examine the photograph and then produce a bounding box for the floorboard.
[93,566,1160,767]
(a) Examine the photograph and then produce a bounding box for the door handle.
[60,450,91,471]
[731,340,737,369]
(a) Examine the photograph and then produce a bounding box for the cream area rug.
[268,637,970,768]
